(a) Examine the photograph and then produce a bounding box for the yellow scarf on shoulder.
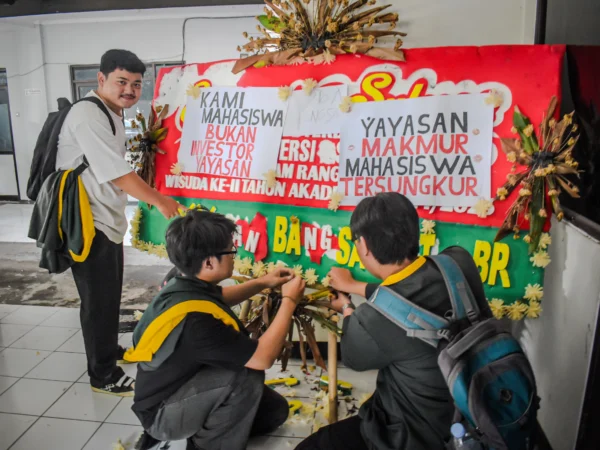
[124,300,241,363]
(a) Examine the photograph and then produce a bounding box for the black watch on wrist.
[341,302,356,313]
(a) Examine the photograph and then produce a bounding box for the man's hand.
[328,267,356,292]
[157,196,186,219]
[260,268,295,289]
[281,276,306,306]
[329,290,352,313]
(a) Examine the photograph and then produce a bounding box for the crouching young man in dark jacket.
[128,210,306,450]
[297,192,492,450]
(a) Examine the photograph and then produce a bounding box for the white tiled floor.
[0,304,378,450]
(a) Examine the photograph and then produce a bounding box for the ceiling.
[0,0,262,18]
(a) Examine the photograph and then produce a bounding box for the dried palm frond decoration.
[234,272,341,371]
[126,105,169,189]
[233,0,406,74]
[494,96,581,253]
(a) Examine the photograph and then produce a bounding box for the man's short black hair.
[100,49,146,77]
[166,210,237,278]
[350,192,420,265]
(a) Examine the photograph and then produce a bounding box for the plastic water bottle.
[451,423,483,449]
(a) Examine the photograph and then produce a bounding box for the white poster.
[178,87,288,180]
[283,85,348,136]
[338,94,494,207]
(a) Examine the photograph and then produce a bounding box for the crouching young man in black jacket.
[128,210,306,450]
[297,192,492,450]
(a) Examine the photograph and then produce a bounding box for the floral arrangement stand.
[328,331,339,423]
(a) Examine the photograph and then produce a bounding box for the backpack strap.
[76,96,117,136]
[427,254,481,324]
[73,96,117,174]
[365,286,450,347]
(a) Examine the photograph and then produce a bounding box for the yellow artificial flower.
[263,169,277,189]
[186,84,201,99]
[538,233,552,250]
[506,152,517,163]
[523,235,531,243]
[489,298,506,320]
[238,257,253,275]
[507,301,528,320]
[321,275,331,288]
[473,199,493,218]
[519,188,532,197]
[339,96,352,113]
[234,256,243,273]
[526,301,542,319]
[523,124,534,137]
[170,162,184,175]
[485,90,503,107]
[278,86,292,101]
[303,268,319,286]
[303,78,318,95]
[524,283,543,302]
[266,262,277,274]
[293,264,304,278]
[252,261,267,278]
[328,191,344,211]
[420,219,436,235]
[538,209,548,218]
[496,187,509,200]
[530,251,551,268]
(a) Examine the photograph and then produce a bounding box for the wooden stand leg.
[328,332,338,424]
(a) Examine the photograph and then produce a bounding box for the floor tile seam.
[6,415,42,450]
[8,327,79,353]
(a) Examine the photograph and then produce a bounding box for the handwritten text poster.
[338,94,494,207]
[284,85,348,136]
[179,87,289,180]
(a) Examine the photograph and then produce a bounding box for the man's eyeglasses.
[215,245,238,257]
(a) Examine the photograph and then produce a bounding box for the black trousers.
[296,415,368,450]
[71,229,123,386]
[148,367,289,450]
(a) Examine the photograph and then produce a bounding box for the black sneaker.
[134,431,161,450]
[117,345,134,364]
[91,371,135,397]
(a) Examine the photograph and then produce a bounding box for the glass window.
[77,85,95,99]
[72,67,99,82]
[0,70,14,154]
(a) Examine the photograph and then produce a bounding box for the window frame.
[0,68,16,156]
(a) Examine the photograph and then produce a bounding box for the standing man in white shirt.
[56,49,183,396]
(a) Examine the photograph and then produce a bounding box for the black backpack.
[26,96,116,201]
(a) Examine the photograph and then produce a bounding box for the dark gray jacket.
[341,247,491,450]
